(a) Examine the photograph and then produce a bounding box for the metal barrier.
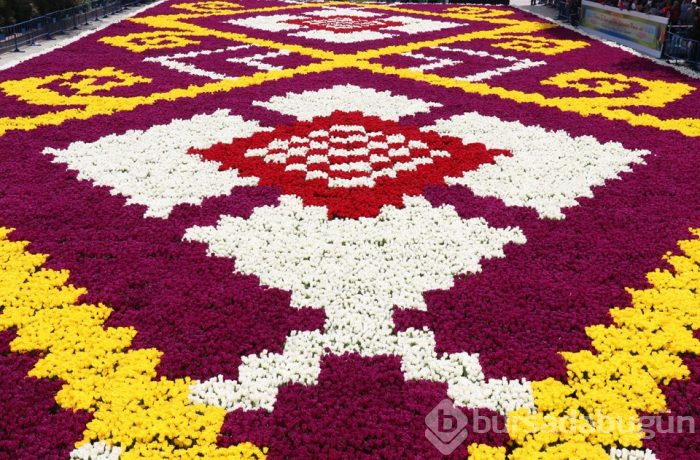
[541,0,579,26]
[0,0,154,54]
[662,26,700,70]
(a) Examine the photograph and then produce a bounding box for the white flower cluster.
[254,84,441,121]
[145,45,292,80]
[44,110,266,218]
[185,195,524,335]
[431,112,649,219]
[191,326,534,414]
[70,442,122,460]
[610,447,658,460]
[405,46,546,82]
[186,195,531,413]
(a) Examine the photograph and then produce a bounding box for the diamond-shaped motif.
[285,15,402,33]
[227,7,463,44]
[191,111,509,218]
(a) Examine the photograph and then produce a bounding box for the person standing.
[670,0,682,23]
[691,7,700,69]
[679,0,693,24]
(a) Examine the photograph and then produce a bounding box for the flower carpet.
[0,0,699,459]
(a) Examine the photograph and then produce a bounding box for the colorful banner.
[581,0,668,57]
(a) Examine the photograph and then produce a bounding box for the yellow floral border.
[0,228,266,459]
[469,228,700,459]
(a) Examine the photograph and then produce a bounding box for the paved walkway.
[514,1,560,18]
[0,1,164,71]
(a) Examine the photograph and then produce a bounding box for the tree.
[1,0,84,26]
[0,0,34,26]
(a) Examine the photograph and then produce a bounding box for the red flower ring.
[191,111,509,218]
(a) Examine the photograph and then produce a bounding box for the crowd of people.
[532,0,700,67]
[613,0,700,45]
[611,0,699,27]
[537,0,700,44]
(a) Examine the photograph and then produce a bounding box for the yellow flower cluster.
[0,228,266,459]
[491,35,588,56]
[470,228,700,459]
[100,31,202,53]
[1,67,152,104]
[446,5,516,19]
[0,59,334,136]
[171,0,243,15]
[62,67,152,95]
[172,1,243,14]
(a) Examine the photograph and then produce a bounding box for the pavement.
[0,1,166,71]
[513,0,560,18]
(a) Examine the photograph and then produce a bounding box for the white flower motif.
[186,195,530,412]
[145,45,292,80]
[430,112,649,219]
[254,84,441,121]
[70,442,122,460]
[610,447,658,460]
[44,110,267,218]
[404,47,546,81]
